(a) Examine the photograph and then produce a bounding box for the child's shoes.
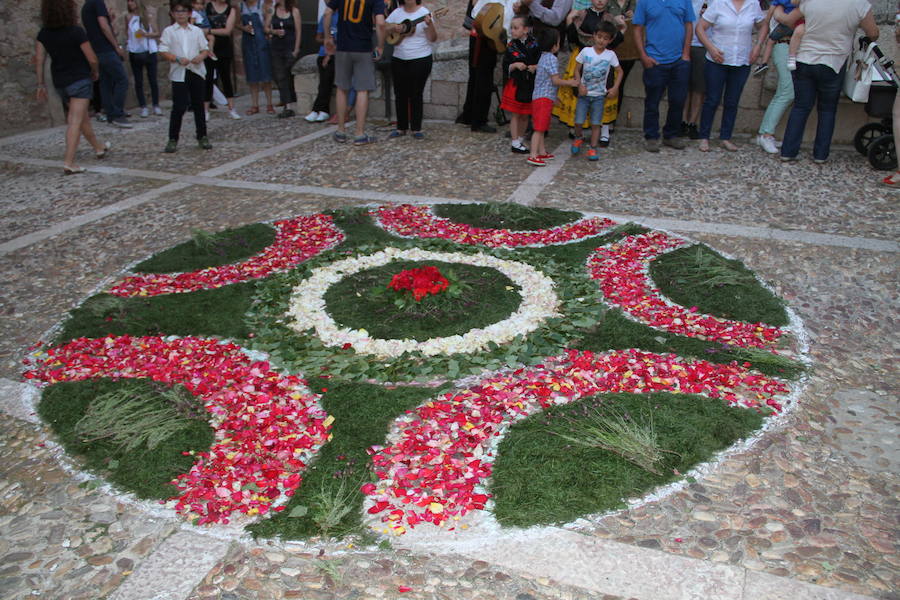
[526,156,546,166]
[511,140,528,154]
[570,138,584,155]
[587,147,599,161]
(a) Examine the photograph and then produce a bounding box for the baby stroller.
[851,39,900,170]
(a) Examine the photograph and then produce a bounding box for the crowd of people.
[34,0,885,178]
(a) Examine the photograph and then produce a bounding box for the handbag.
[844,41,879,103]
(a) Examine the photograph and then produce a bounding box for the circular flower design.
[372,204,617,247]
[388,265,449,301]
[286,248,560,359]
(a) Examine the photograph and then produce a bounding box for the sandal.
[698,139,710,152]
[96,141,111,159]
[721,140,739,152]
[881,173,900,187]
[63,165,86,175]
[333,131,349,143]
[353,134,376,146]
[266,105,276,114]
[245,106,260,115]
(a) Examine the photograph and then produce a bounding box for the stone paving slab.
[0,161,165,244]
[224,121,543,202]
[542,131,900,242]
[0,416,178,600]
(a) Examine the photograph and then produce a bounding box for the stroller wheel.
[854,123,890,155]
[867,134,897,171]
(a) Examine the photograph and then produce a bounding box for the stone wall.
[3,0,895,142]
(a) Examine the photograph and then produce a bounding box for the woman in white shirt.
[385,0,438,139]
[695,0,767,151]
[125,0,162,118]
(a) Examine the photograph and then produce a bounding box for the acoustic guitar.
[473,3,506,53]
[386,7,448,46]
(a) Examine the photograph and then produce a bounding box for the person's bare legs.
[248,82,260,110]
[335,87,348,133]
[354,90,369,137]
[687,91,703,127]
[79,105,104,154]
[263,81,273,108]
[64,97,91,168]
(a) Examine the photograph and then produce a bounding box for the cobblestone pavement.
[0,100,896,600]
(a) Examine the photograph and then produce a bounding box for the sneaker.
[229,109,241,120]
[205,111,211,122]
[304,111,319,122]
[757,134,778,154]
[587,147,599,161]
[813,158,826,165]
[153,105,163,116]
[140,106,149,118]
[598,136,610,148]
[277,109,295,118]
[198,136,212,150]
[511,141,528,154]
[752,64,769,77]
[413,131,425,140]
[779,154,799,162]
[316,112,330,122]
[333,131,349,143]
[571,138,584,155]
[687,124,700,140]
[526,156,546,166]
[164,139,177,153]
[388,129,406,139]
[787,56,797,71]
[111,117,133,129]
[644,138,660,153]
[96,113,108,123]
[353,134,376,146]
[662,137,686,150]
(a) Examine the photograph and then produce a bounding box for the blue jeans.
[699,60,750,140]
[642,59,690,140]
[780,62,843,161]
[98,51,129,120]
[575,94,607,126]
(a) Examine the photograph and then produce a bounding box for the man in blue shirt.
[82,0,132,128]
[633,0,695,152]
[323,0,386,145]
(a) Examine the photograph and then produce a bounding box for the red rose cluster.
[388,266,449,302]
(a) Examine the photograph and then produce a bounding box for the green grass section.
[328,207,404,248]
[432,203,583,231]
[54,282,258,344]
[491,392,763,527]
[134,224,276,273]
[38,379,214,499]
[650,244,788,326]
[248,381,438,539]
[324,260,521,341]
[527,223,648,265]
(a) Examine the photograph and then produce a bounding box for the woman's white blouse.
[127,14,158,54]
[702,0,764,66]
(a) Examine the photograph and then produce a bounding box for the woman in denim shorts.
[35,0,110,174]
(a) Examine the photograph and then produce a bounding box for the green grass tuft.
[649,244,788,326]
[38,379,214,499]
[323,260,522,341]
[134,223,276,273]
[432,203,583,231]
[491,392,763,528]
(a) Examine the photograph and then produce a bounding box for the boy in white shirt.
[571,21,622,161]
[159,0,210,152]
